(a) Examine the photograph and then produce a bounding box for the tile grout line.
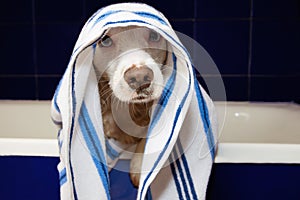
[247,0,254,101]
[32,0,39,100]
[0,74,62,78]
[1,73,298,78]
[192,0,198,61]
[82,0,86,21]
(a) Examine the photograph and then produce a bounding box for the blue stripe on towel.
[194,76,215,159]
[59,168,67,186]
[172,146,190,200]
[177,141,198,199]
[148,52,177,134]
[140,62,191,200]
[169,141,198,200]
[87,8,104,24]
[57,130,63,153]
[53,77,63,113]
[145,187,153,200]
[79,102,110,199]
[69,62,78,200]
[94,10,121,24]
[169,154,184,200]
[52,118,62,126]
[93,10,167,27]
[133,11,167,25]
[105,140,119,160]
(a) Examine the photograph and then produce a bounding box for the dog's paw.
[130,154,143,187]
[130,171,140,188]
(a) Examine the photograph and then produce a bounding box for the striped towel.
[51,3,218,200]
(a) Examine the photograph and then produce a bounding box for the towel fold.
[51,3,218,200]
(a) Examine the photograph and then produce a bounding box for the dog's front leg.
[130,138,146,187]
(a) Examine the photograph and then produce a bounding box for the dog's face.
[93,26,169,103]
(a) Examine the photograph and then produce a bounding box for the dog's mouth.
[130,89,154,103]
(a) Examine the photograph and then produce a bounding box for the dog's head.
[93,26,169,103]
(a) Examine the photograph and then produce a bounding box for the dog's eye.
[99,35,113,47]
[149,31,161,42]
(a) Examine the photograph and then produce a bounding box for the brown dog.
[93,26,169,187]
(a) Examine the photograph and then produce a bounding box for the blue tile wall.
[36,23,82,75]
[207,164,300,200]
[0,0,299,101]
[196,20,250,75]
[196,0,251,19]
[251,20,300,75]
[0,0,33,24]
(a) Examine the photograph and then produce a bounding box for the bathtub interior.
[0,101,300,158]
[216,102,300,144]
[0,101,57,139]
[0,101,58,157]
[1,100,299,142]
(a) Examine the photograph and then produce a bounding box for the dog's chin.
[113,87,162,104]
[131,95,153,103]
[120,92,155,104]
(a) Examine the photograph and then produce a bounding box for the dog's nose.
[124,65,154,91]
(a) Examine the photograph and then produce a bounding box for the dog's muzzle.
[124,64,154,94]
[108,49,164,103]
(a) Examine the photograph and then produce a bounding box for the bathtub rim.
[1,139,300,164]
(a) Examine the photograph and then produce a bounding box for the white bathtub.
[0,100,299,164]
[0,101,58,157]
[215,102,300,164]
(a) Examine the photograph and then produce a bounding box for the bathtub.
[0,101,299,199]
[215,101,300,164]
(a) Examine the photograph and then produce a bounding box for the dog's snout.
[124,65,154,91]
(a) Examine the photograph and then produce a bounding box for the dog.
[93,26,170,187]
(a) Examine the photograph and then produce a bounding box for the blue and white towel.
[51,3,218,200]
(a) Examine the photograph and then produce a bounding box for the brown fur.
[95,26,169,187]
[98,73,153,145]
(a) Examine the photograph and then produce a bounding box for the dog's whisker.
[100,89,113,98]
[104,93,114,104]
[98,76,109,81]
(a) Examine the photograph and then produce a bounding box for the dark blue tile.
[0,24,35,74]
[84,0,195,20]
[196,20,249,75]
[251,20,300,75]
[253,0,300,18]
[221,76,248,101]
[38,77,61,100]
[0,157,59,200]
[141,0,195,19]
[170,20,194,39]
[196,0,251,19]
[0,0,33,23]
[35,0,84,23]
[207,164,300,200]
[0,77,36,100]
[197,75,248,101]
[36,23,82,74]
[250,76,300,101]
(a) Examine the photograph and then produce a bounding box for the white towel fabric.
[51,3,218,200]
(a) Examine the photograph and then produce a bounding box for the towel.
[51,3,218,200]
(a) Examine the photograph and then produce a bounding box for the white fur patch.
[107,50,164,103]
